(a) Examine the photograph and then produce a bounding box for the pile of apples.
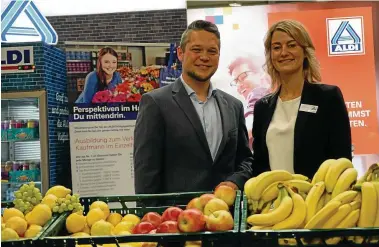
[134,185,236,234]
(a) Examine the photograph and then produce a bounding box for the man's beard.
[187,70,216,83]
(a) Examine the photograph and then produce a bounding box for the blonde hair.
[264,19,322,92]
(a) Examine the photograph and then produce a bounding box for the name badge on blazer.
[299,104,318,113]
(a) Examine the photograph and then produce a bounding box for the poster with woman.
[68,46,160,199]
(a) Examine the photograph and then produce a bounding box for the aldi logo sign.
[327,17,365,56]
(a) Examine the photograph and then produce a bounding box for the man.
[133,20,253,204]
[228,56,271,149]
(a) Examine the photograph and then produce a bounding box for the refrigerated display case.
[1,90,49,201]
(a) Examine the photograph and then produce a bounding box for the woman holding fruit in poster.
[251,20,352,178]
[75,47,122,104]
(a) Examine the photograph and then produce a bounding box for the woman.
[76,47,122,103]
[251,20,352,179]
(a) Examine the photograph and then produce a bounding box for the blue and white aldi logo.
[327,17,365,56]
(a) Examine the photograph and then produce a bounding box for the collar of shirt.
[180,75,217,100]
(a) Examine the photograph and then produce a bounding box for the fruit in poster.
[214,185,236,207]
[141,212,162,228]
[156,220,180,233]
[177,209,206,233]
[90,201,110,220]
[132,222,155,234]
[66,212,86,233]
[161,207,183,222]
[203,198,229,216]
[90,220,114,236]
[205,210,234,231]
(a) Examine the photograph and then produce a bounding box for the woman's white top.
[266,96,301,173]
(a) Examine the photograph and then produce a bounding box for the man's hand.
[215,181,239,191]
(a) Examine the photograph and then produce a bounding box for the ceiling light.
[229,3,242,7]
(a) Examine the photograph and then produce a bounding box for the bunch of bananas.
[244,160,379,245]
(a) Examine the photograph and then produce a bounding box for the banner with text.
[68,46,160,199]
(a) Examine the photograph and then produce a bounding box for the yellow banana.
[249,170,293,201]
[278,238,297,246]
[260,181,281,203]
[292,174,310,182]
[305,181,325,223]
[251,200,259,214]
[285,180,313,193]
[250,225,272,230]
[312,159,335,185]
[358,182,377,227]
[325,209,360,245]
[332,168,358,198]
[298,192,307,200]
[272,186,306,230]
[325,158,354,193]
[261,201,272,214]
[329,190,357,205]
[271,190,282,211]
[244,177,256,199]
[247,186,293,226]
[324,192,332,205]
[322,203,352,229]
[355,163,379,186]
[372,182,379,226]
[261,180,312,204]
[305,200,342,229]
[257,199,265,211]
[316,193,326,213]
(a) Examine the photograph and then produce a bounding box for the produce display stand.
[240,193,379,247]
[39,191,241,247]
[1,201,60,247]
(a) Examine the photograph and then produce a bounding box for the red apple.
[177,209,206,233]
[186,197,203,211]
[203,198,229,216]
[141,212,162,228]
[132,222,156,234]
[161,207,183,222]
[156,220,180,233]
[205,210,234,231]
[214,185,236,206]
[149,229,157,234]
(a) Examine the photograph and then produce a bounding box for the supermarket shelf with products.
[1,91,49,202]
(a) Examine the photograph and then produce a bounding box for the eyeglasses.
[230,71,255,87]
